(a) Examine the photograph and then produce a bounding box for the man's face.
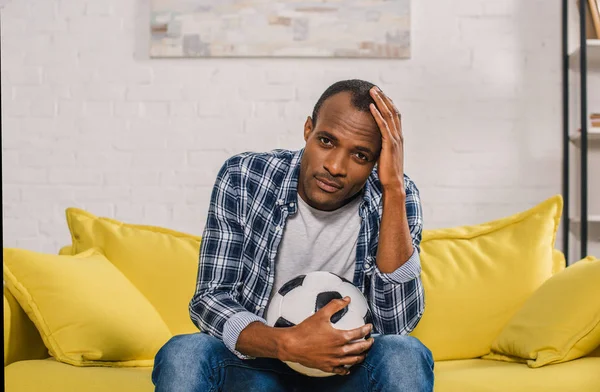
[298,92,382,211]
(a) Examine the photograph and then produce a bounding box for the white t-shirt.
[268,193,362,303]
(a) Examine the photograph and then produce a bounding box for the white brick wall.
[2,0,567,255]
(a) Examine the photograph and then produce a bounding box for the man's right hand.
[279,296,374,376]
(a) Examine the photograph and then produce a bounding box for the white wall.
[2,0,565,254]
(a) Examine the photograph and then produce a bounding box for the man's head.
[298,79,382,211]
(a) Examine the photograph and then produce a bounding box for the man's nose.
[324,151,347,177]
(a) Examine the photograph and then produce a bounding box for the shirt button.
[255,305,261,310]
[289,202,295,207]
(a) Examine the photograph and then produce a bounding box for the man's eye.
[356,153,368,161]
[319,137,332,146]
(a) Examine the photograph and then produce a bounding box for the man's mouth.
[314,176,342,193]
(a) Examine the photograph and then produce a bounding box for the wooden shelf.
[570,215,600,223]
[569,129,600,146]
[569,216,600,241]
[569,39,600,69]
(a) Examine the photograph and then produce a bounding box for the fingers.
[370,87,395,125]
[332,366,351,376]
[371,86,400,123]
[320,296,351,319]
[328,355,366,375]
[370,102,393,141]
[370,86,402,140]
[340,337,374,356]
[337,354,367,367]
[342,323,373,343]
[376,87,401,123]
[328,349,370,375]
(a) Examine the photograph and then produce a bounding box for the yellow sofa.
[4,289,600,392]
[4,197,600,391]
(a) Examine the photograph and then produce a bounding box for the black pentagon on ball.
[278,275,306,296]
[315,291,348,324]
[274,316,296,328]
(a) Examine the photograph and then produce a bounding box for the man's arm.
[377,185,413,274]
[367,87,425,334]
[189,159,267,359]
[236,322,287,359]
[377,176,423,273]
[370,178,424,334]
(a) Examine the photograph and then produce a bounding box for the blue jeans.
[152,332,434,392]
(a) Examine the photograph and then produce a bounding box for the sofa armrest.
[3,286,48,367]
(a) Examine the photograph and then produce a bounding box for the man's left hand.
[369,86,405,194]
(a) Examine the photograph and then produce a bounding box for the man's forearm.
[376,188,414,273]
[236,321,290,360]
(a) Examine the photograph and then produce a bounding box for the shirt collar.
[278,148,383,215]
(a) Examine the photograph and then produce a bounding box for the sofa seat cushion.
[5,359,154,392]
[6,356,600,392]
[434,357,600,392]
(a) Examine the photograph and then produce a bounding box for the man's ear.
[303,116,313,142]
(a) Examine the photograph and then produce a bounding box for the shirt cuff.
[223,311,267,360]
[375,248,421,284]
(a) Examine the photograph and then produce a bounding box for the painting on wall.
[150,0,411,58]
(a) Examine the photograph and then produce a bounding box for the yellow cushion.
[58,245,73,255]
[3,248,172,367]
[65,208,201,335]
[5,358,153,392]
[434,357,600,392]
[552,248,566,274]
[4,287,48,367]
[411,195,562,361]
[483,256,600,367]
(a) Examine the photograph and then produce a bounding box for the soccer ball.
[266,271,373,377]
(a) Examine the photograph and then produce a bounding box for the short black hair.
[311,79,377,126]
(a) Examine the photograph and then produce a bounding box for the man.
[152,79,434,391]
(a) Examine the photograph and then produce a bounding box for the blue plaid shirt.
[190,148,424,359]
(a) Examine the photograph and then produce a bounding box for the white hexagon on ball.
[266,271,373,377]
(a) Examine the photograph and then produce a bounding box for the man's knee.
[152,333,229,390]
[155,333,228,363]
[364,335,434,391]
[370,335,433,369]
